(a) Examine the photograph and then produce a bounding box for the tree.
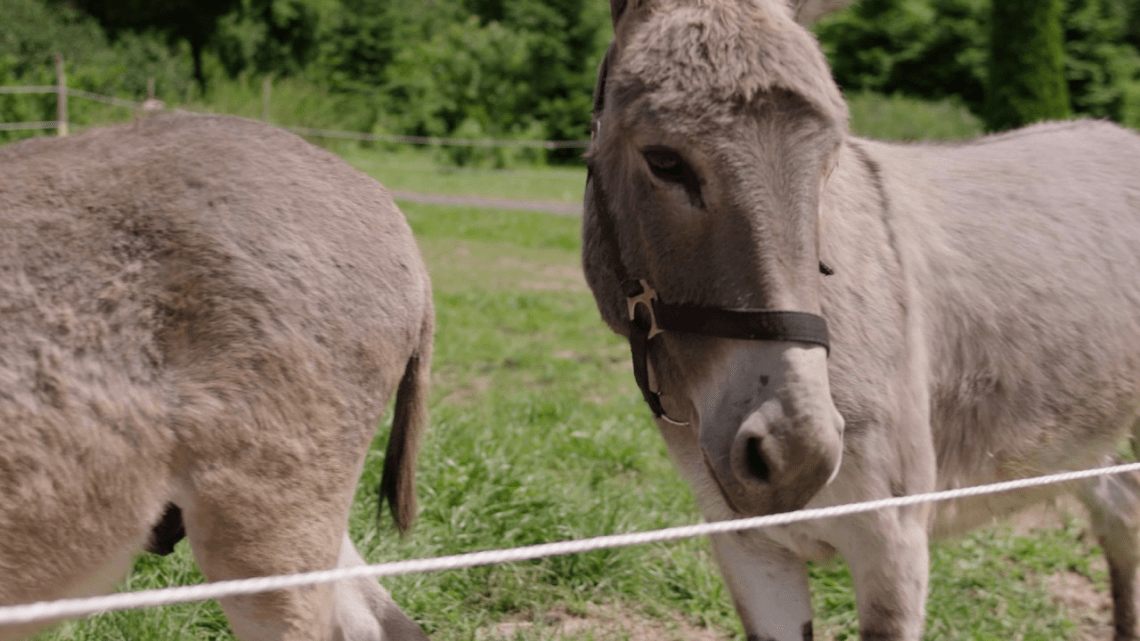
[985,0,1071,131]
[1063,0,1140,126]
[814,0,989,115]
[215,0,328,79]
[52,0,240,89]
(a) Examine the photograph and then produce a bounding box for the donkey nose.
[743,435,771,484]
[719,396,843,514]
[730,402,786,489]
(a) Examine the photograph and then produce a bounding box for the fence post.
[54,53,67,136]
[262,76,272,122]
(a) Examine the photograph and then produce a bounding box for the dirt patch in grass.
[437,373,492,406]
[475,604,730,641]
[1010,497,1114,641]
[1048,571,1113,641]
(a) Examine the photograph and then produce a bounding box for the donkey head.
[583,0,848,517]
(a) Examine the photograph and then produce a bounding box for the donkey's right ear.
[592,43,616,119]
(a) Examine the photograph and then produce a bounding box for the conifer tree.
[985,0,1071,131]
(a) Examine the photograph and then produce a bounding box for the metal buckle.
[626,279,664,339]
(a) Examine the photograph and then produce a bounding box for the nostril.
[745,436,770,484]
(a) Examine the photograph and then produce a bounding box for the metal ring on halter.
[625,280,690,426]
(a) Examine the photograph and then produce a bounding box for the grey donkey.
[582,0,1140,639]
[0,114,432,641]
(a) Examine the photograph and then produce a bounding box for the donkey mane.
[613,0,847,126]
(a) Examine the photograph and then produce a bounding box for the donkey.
[0,114,432,641]
[582,0,1140,639]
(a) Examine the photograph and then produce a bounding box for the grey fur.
[583,1,1140,639]
[0,114,432,641]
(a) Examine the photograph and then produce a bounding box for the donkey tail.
[380,292,434,533]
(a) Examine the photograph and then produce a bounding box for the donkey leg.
[180,485,346,641]
[709,530,813,641]
[331,532,428,641]
[830,508,930,641]
[1078,466,1140,641]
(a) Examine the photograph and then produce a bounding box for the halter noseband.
[623,278,830,422]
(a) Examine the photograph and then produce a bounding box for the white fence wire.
[0,85,588,148]
[3,461,1140,629]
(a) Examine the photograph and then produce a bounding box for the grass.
[339,147,588,204]
[22,96,1116,640]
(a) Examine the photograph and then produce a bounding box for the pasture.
[11,103,1123,640]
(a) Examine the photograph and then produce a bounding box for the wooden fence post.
[54,53,67,136]
[262,75,272,122]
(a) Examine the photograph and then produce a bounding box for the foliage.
[815,0,990,115]
[816,0,1140,130]
[0,0,196,142]
[367,0,607,165]
[213,0,331,79]
[1064,0,1140,125]
[846,91,984,141]
[48,0,240,88]
[985,0,1071,131]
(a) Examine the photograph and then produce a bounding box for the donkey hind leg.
[709,531,813,641]
[331,532,428,641]
[1078,462,1140,641]
[181,487,344,641]
[830,507,930,641]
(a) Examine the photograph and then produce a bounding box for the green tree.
[371,0,607,163]
[985,0,1071,130]
[815,0,989,115]
[1063,0,1140,126]
[51,0,240,89]
[214,0,329,79]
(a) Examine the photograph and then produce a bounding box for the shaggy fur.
[0,114,432,641]
[584,1,1140,639]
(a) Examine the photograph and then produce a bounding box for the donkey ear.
[789,0,856,24]
[592,42,616,122]
[610,0,628,26]
[610,0,654,33]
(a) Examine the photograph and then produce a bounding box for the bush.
[846,91,984,141]
[1064,0,1140,127]
[815,0,990,115]
[0,0,197,142]
[816,0,1140,130]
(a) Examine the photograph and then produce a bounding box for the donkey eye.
[643,148,688,182]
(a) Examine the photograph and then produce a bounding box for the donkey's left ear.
[790,0,856,24]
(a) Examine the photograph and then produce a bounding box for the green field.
[23,108,1120,640]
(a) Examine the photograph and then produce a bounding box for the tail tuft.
[379,300,433,533]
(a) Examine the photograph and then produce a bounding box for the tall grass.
[846,91,985,142]
[180,75,375,135]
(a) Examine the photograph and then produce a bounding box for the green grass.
[24,96,1116,640]
[341,147,588,204]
